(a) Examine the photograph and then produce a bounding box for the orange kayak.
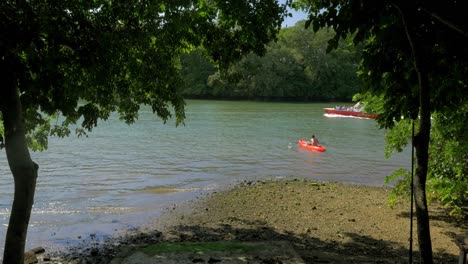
[298,139,326,152]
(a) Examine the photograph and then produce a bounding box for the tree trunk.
[413,68,433,263]
[396,3,434,263]
[1,84,38,263]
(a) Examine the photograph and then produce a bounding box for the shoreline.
[41,179,466,263]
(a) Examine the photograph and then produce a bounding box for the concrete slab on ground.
[110,241,305,264]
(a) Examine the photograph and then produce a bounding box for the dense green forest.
[180,21,362,101]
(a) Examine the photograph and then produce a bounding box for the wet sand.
[47,179,467,263]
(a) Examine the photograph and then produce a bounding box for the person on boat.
[310,135,319,146]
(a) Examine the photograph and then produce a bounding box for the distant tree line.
[180,21,362,101]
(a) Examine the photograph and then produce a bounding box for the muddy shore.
[41,180,467,263]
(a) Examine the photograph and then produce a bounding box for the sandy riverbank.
[45,179,466,263]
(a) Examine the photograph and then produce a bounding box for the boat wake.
[324,113,373,120]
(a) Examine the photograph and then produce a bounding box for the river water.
[0,100,410,252]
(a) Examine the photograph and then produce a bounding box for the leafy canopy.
[294,0,467,128]
[1,0,288,149]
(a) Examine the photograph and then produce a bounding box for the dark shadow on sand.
[53,219,458,263]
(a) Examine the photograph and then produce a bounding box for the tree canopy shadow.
[55,219,459,264]
[397,208,467,230]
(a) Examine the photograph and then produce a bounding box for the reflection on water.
[0,100,410,252]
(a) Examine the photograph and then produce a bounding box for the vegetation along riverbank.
[38,179,467,263]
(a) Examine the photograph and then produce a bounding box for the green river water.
[0,100,410,251]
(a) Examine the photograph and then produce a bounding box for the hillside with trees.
[180,21,362,101]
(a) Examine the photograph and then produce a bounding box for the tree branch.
[418,5,468,38]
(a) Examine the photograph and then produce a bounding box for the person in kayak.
[310,135,319,146]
